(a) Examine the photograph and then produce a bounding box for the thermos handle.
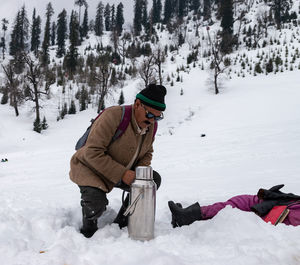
[124,189,144,217]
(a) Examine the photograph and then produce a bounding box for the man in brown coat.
[69,84,167,238]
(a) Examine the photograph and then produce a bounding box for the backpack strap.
[112,105,132,142]
[75,106,131,150]
[92,106,114,123]
[113,106,158,141]
[75,105,157,150]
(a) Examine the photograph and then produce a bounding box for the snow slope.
[1,68,300,264]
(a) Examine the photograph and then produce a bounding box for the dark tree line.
[95,1,124,36]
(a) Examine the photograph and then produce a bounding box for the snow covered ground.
[1,68,300,265]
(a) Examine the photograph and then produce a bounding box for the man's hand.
[122,170,136,185]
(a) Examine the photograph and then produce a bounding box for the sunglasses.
[141,104,164,121]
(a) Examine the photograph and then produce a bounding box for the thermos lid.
[135,166,153,180]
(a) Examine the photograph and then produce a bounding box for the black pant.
[79,170,161,221]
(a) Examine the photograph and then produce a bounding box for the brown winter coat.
[69,105,155,192]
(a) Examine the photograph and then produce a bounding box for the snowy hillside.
[1,66,300,264]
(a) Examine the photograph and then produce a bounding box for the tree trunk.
[79,6,82,27]
[12,93,19,116]
[97,88,107,113]
[34,90,40,121]
[214,71,219,95]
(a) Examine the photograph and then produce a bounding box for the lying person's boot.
[80,218,98,238]
[171,203,182,228]
[168,201,202,228]
[113,194,129,229]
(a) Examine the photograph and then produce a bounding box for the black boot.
[80,218,98,238]
[113,194,129,229]
[168,201,202,228]
[171,203,182,228]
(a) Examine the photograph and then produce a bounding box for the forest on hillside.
[0,0,299,132]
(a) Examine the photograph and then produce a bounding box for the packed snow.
[1,66,300,265]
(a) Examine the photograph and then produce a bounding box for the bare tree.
[110,28,119,54]
[233,0,246,16]
[2,62,22,116]
[153,47,165,85]
[256,7,269,38]
[23,53,50,123]
[118,32,131,68]
[139,54,156,88]
[94,53,113,113]
[246,0,255,11]
[234,8,247,49]
[252,25,264,48]
[207,28,230,94]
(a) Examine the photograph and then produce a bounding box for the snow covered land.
[1,67,300,264]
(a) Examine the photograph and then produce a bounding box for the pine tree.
[157,0,162,21]
[68,99,76,114]
[152,0,157,23]
[30,9,41,56]
[41,2,54,65]
[33,117,42,133]
[1,89,8,104]
[104,3,111,31]
[111,5,116,30]
[75,0,88,27]
[42,116,48,130]
[134,0,143,35]
[255,62,263,73]
[60,102,68,119]
[190,0,200,13]
[116,2,124,35]
[203,0,211,20]
[19,6,29,51]
[152,0,162,23]
[141,0,148,28]
[1,18,9,59]
[9,6,29,56]
[220,0,234,54]
[65,11,79,76]
[95,2,104,36]
[178,0,187,19]
[272,0,290,29]
[51,22,56,46]
[9,12,20,56]
[9,6,29,73]
[118,90,124,105]
[79,86,88,111]
[56,9,67,58]
[266,58,274,73]
[163,0,173,24]
[69,10,80,45]
[81,7,89,38]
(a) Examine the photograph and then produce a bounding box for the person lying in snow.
[168,184,300,227]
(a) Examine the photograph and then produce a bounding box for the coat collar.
[131,104,148,135]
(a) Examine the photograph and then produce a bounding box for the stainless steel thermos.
[124,166,157,241]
